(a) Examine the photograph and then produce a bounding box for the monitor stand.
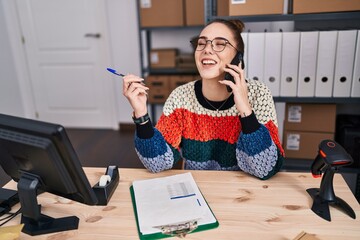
[18,172,79,236]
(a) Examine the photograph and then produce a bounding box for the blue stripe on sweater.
[134,128,168,158]
[237,125,273,156]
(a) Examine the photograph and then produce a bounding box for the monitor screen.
[0,113,99,235]
[0,113,98,204]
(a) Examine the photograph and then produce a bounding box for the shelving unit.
[139,26,202,77]
[139,1,360,111]
[137,1,360,200]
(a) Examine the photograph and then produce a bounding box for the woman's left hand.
[219,62,252,117]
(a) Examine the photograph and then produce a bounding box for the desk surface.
[3,168,360,240]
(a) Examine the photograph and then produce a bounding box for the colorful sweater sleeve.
[134,126,180,173]
[236,81,285,180]
[134,95,182,173]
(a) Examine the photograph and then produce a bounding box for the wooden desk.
[3,168,360,239]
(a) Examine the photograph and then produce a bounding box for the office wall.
[0,1,24,117]
[106,0,141,123]
[0,0,141,123]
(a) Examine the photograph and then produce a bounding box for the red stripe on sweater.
[156,109,241,146]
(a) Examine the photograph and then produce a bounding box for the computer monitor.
[0,113,99,235]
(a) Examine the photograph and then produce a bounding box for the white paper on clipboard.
[132,172,216,235]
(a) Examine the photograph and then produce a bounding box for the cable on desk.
[0,208,21,226]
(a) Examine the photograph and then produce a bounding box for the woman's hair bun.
[228,19,245,33]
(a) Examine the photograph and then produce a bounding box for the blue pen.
[107,68,125,77]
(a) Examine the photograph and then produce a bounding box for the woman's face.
[194,22,238,81]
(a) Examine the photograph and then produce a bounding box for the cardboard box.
[283,131,334,159]
[169,75,194,91]
[293,0,360,14]
[139,0,184,27]
[217,0,230,16]
[228,0,284,16]
[150,49,178,69]
[176,54,196,69]
[175,0,233,25]
[284,103,336,133]
[185,0,204,26]
[146,75,170,103]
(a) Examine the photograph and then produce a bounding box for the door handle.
[84,33,101,38]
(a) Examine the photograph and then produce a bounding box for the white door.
[16,0,117,128]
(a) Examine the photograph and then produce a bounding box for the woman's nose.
[203,41,214,53]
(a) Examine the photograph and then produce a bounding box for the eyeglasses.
[190,37,238,52]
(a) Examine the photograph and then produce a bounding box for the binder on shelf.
[315,31,338,97]
[297,31,318,97]
[333,30,357,97]
[247,32,265,81]
[280,32,300,97]
[241,32,249,77]
[130,172,218,239]
[351,30,360,97]
[264,32,282,96]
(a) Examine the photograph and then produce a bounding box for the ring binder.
[155,220,198,238]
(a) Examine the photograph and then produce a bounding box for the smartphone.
[224,52,244,92]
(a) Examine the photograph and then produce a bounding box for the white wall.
[0,1,24,117]
[0,0,141,123]
[106,0,141,123]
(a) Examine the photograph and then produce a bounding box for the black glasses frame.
[190,37,238,52]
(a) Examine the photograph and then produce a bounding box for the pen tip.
[107,68,116,73]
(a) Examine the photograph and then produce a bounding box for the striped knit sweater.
[134,79,285,180]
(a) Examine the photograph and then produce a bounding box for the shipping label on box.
[140,0,151,8]
[231,0,246,4]
[284,103,336,133]
[229,0,284,16]
[286,133,300,151]
[283,131,334,159]
[150,52,159,64]
[288,105,302,123]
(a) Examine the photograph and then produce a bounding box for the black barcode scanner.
[307,139,356,221]
[311,140,353,177]
[225,52,244,92]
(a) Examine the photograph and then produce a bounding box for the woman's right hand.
[122,74,149,118]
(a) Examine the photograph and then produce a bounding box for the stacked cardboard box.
[293,0,360,14]
[176,54,196,70]
[140,0,261,27]
[150,49,178,69]
[146,75,199,103]
[283,103,337,160]
[217,0,284,16]
[139,0,184,27]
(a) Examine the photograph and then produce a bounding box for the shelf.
[145,68,198,75]
[204,0,360,24]
[207,11,360,23]
[273,97,360,104]
[140,25,203,31]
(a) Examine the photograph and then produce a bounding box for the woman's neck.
[202,78,230,101]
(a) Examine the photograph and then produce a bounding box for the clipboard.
[129,173,219,239]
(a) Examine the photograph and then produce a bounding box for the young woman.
[122,19,284,179]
